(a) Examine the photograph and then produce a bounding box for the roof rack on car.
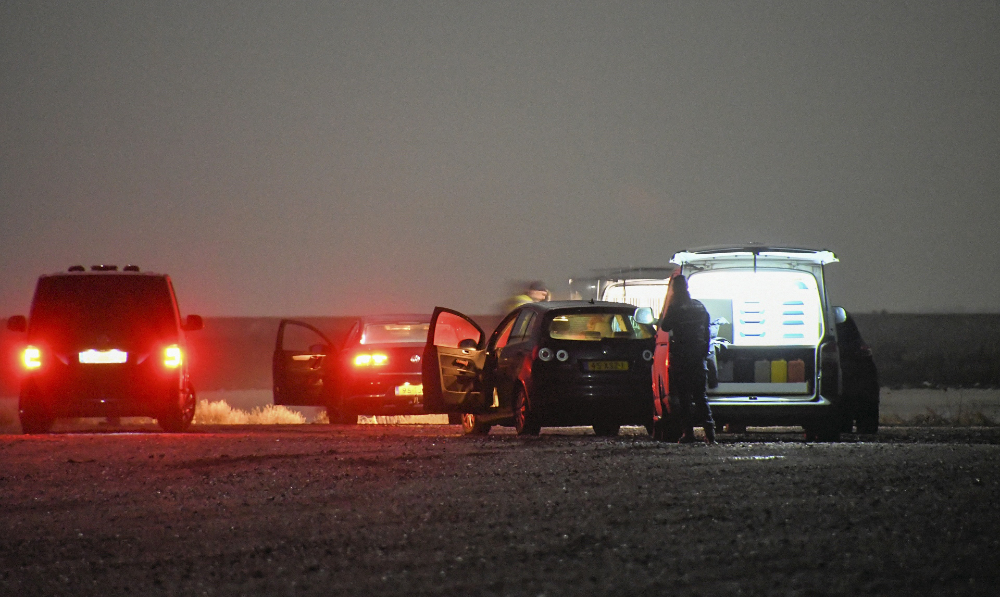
[90,265,119,271]
[68,265,86,272]
[123,265,140,272]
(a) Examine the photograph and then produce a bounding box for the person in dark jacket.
[659,274,716,444]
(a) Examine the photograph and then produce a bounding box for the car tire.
[513,386,541,436]
[592,422,620,437]
[461,413,491,435]
[856,402,879,434]
[803,421,841,442]
[653,415,683,443]
[158,384,196,433]
[326,406,358,425]
[19,392,54,435]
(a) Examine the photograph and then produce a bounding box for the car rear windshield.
[686,269,823,346]
[548,312,654,340]
[28,275,178,348]
[361,322,430,345]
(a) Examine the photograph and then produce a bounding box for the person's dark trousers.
[669,360,715,443]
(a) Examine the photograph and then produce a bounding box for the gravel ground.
[1,424,999,597]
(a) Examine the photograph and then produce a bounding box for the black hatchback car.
[421,301,657,436]
[273,315,431,423]
[5,265,203,433]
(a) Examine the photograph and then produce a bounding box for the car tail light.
[354,353,388,366]
[23,346,41,369]
[164,345,183,368]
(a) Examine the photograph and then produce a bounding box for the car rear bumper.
[340,373,425,415]
[534,380,653,426]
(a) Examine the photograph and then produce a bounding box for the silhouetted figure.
[503,280,549,313]
[659,275,716,444]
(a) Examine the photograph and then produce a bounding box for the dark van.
[6,265,203,433]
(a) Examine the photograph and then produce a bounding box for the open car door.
[273,319,336,406]
[421,307,487,413]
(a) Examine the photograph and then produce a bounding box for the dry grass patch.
[193,399,306,425]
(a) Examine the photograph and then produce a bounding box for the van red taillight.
[164,345,183,368]
[23,346,41,369]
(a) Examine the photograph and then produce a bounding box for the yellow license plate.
[587,361,629,372]
[395,384,423,396]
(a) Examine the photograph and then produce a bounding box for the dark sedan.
[421,301,657,436]
[273,315,430,423]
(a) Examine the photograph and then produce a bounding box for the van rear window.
[687,270,822,346]
[362,323,430,345]
[29,275,178,347]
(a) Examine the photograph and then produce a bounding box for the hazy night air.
[2,1,998,316]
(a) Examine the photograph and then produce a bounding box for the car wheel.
[326,406,358,425]
[461,413,492,435]
[592,422,620,437]
[158,384,196,432]
[513,386,540,436]
[653,415,683,443]
[663,416,684,443]
[856,401,879,434]
[803,421,841,442]
[19,392,54,435]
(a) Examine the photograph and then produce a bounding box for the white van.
[569,267,676,316]
[654,246,844,441]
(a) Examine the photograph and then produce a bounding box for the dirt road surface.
[2,425,998,596]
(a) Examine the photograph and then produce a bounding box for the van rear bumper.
[708,395,837,427]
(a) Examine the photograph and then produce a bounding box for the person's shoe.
[704,425,717,445]
[678,429,697,444]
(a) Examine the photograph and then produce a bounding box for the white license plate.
[79,349,128,364]
[395,384,423,396]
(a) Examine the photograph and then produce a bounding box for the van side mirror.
[634,307,655,325]
[182,314,204,332]
[458,338,478,350]
[833,307,847,324]
[6,315,26,332]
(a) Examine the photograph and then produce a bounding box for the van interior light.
[164,345,183,368]
[23,346,41,369]
[687,270,822,346]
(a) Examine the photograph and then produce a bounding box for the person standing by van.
[659,275,716,444]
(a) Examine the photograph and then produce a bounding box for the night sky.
[2,2,998,317]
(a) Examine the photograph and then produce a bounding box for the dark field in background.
[2,314,999,395]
